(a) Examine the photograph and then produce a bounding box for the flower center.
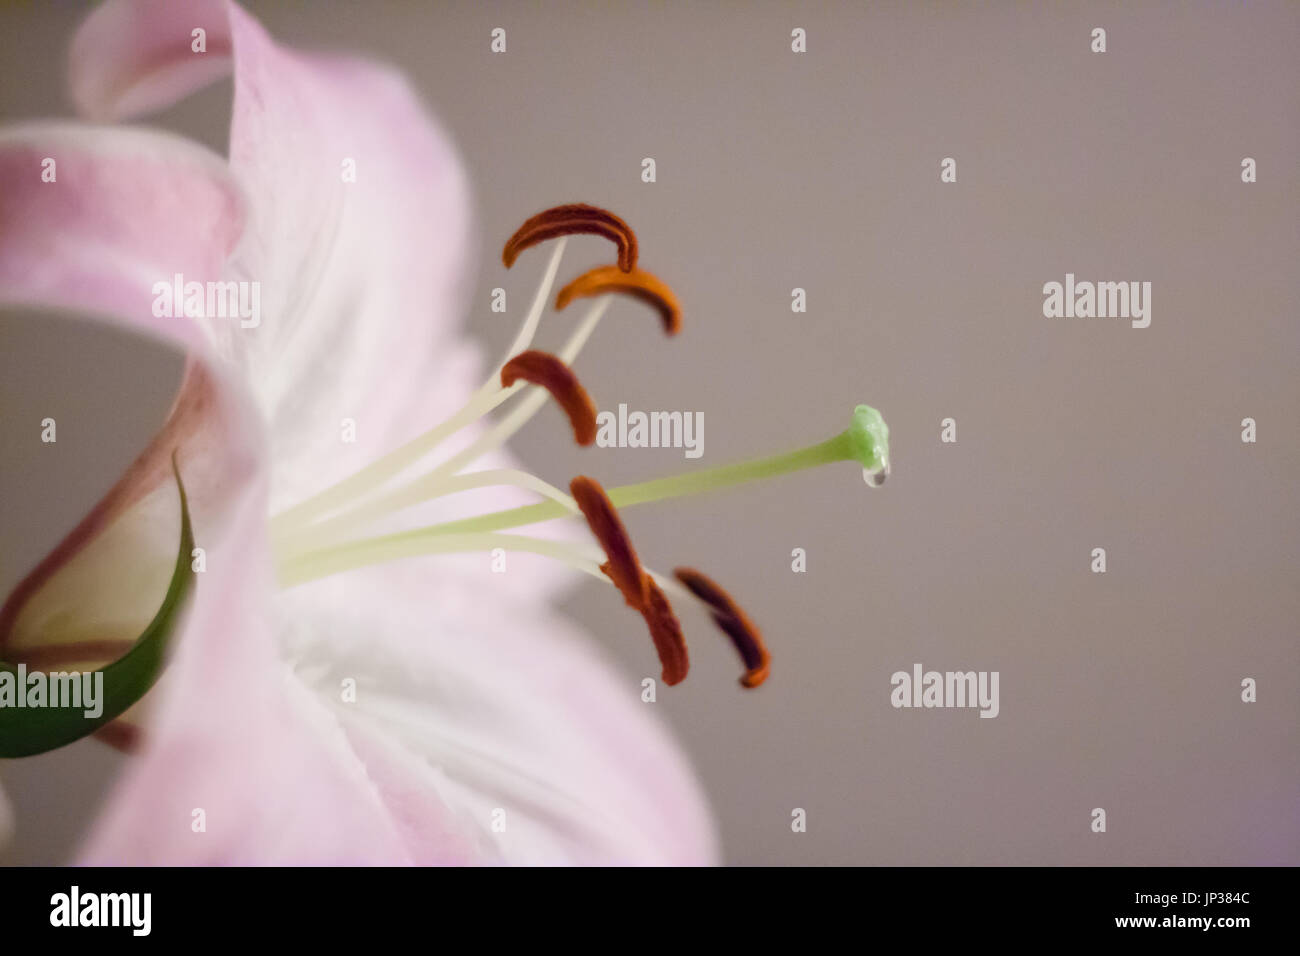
[268,205,891,688]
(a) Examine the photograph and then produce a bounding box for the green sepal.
[0,458,195,757]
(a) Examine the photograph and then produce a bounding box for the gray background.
[2,0,1297,865]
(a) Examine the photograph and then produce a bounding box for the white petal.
[280,561,721,865]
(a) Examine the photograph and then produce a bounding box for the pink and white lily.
[0,0,891,866]
[0,0,722,865]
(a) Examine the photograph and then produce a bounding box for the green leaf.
[0,458,195,757]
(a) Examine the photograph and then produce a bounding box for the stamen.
[500,350,598,446]
[639,575,689,686]
[673,568,771,688]
[558,297,610,363]
[280,524,699,694]
[556,265,682,336]
[267,189,893,700]
[569,476,690,685]
[423,469,578,513]
[402,405,885,541]
[496,237,570,368]
[271,301,614,563]
[503,203,638,273]
[279,531,608,590]
[569,475,648,609]
[269,239,570,539]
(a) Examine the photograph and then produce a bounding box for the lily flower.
[0,0,890,865]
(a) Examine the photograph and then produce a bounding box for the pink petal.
[0,124,259,671]
[283,561,720,865]
[0,123,243,354]
[71,1,479,516]
[0,123,474,858]
[0,119,431,854]
[70,0,232,123]
[70,0,585,604]
[77,485,435,864]
[81,519,721,864]
[12,3,720,864]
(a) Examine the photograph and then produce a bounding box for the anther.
[569,476,649,609]
[502,203,638,272]
[640,575,689,686]
[570,476,690,684]
[673,567,771,688]
[500,350,598,446]
[555,265,682,336]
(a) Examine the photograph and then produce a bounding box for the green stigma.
[848,404,890,486]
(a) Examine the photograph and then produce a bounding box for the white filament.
[270,240,570,544]
[277,295,612,560]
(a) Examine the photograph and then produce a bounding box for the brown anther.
[673,567,771,689]
[570,476,648,609]
[570,476,690,684]
[555,265,682,336]
[500,350,598,446]
[502,203,638,272]
[639,575,690,686]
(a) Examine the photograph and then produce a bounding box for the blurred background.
[1,0,1297,864]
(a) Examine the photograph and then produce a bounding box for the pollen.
[640,575,689,686]
[500,350,598,446]
[502,203,638,272]
[570,476,691,685]
[569,476,648,610]
[555,265,682,336]
[673,567,771,688]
